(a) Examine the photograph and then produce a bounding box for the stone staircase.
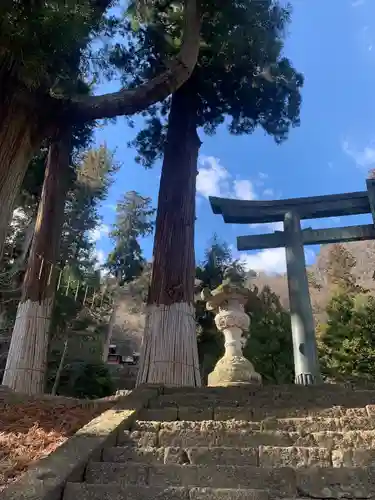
[63,385,375,500]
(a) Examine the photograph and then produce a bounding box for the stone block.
[148,465,296,496]
[189,488,270,500]
[158,421,296,448]
[178,406,214,421]
[296,430,375,449]
[259,446,331,468]
[84,462,148,485]
[63,483,189,500]
[119,430,158,447]
[132,421,161,432]
[366,405,375,417]
[261,417,340,433]
[332,448,375,467]
[296,467,375,498]
[103,446,165,464]
[214,407,255,421]
[138,408,178,422]
[339,416,375,431]
[186,447,258,466]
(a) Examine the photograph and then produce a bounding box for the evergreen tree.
[61,145,118,279]
[244,285,294,384]
[326,243,357,293]
[196,234,232,289]
[319,293,375,383]
[129,0,303,385]
[106,191,155,285]
[0,0,200,257]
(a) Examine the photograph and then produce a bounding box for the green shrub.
[48,361,114,399]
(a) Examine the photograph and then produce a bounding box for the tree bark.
[2,129,72,394]
[67,0,201,121]
[0,89,45,260]
[136,80,201,387]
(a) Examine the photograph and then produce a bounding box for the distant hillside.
[109,241,375,351]
[252,241,375,326]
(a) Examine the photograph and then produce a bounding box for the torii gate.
[209,179,375,386]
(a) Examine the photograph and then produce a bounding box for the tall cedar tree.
[2,143,115,394]
[106,191,155,285]
[124,0,303,385]
[0,0,200,258]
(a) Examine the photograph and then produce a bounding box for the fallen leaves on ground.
[0,392,117,491]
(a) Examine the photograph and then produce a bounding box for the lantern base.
[207,355,262,387]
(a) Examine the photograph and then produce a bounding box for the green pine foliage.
[1,1,111,91]
[244,285,294,384]
[105,191,155,285]
[117,0,303,167]
[319,293,375,382]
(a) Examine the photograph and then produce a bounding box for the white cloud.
[196,156,271,201]
[248,220,284,233]
[95,249,106,266]
[241,248,287,274]
[88,224,109,242]
[233,179,257,200]
[240,248,316,275]
[196,156,231,198]
[262,188,274,197]
[342,139,375,169]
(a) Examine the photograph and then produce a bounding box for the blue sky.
[92,0,375,274]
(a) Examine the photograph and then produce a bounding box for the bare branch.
[67,0,201,122]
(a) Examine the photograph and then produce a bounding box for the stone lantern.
[201,267,262,387]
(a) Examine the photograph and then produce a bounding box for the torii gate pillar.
[284,211,321,385]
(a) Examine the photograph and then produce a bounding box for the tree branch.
[67,0,201,122]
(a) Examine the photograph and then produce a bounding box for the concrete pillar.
[284,211,320,385]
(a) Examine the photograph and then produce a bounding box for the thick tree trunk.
[136,81,201,387]
[0,95,44,260]
[2,130,71,394]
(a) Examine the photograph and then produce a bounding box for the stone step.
[120,427,298,448]
[161,385,375,397]
[84,463,296,496]
[122,421,375,448]
[63,483,270,500]
[103,445,331,467]
[84,463,375,498]
[137,411,375,431]
[151,386,375,420]
[146,402,375,420]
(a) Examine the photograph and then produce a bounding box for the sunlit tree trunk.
[2,129,71,394]
[136,80,201,387]
[0,95,45,259]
